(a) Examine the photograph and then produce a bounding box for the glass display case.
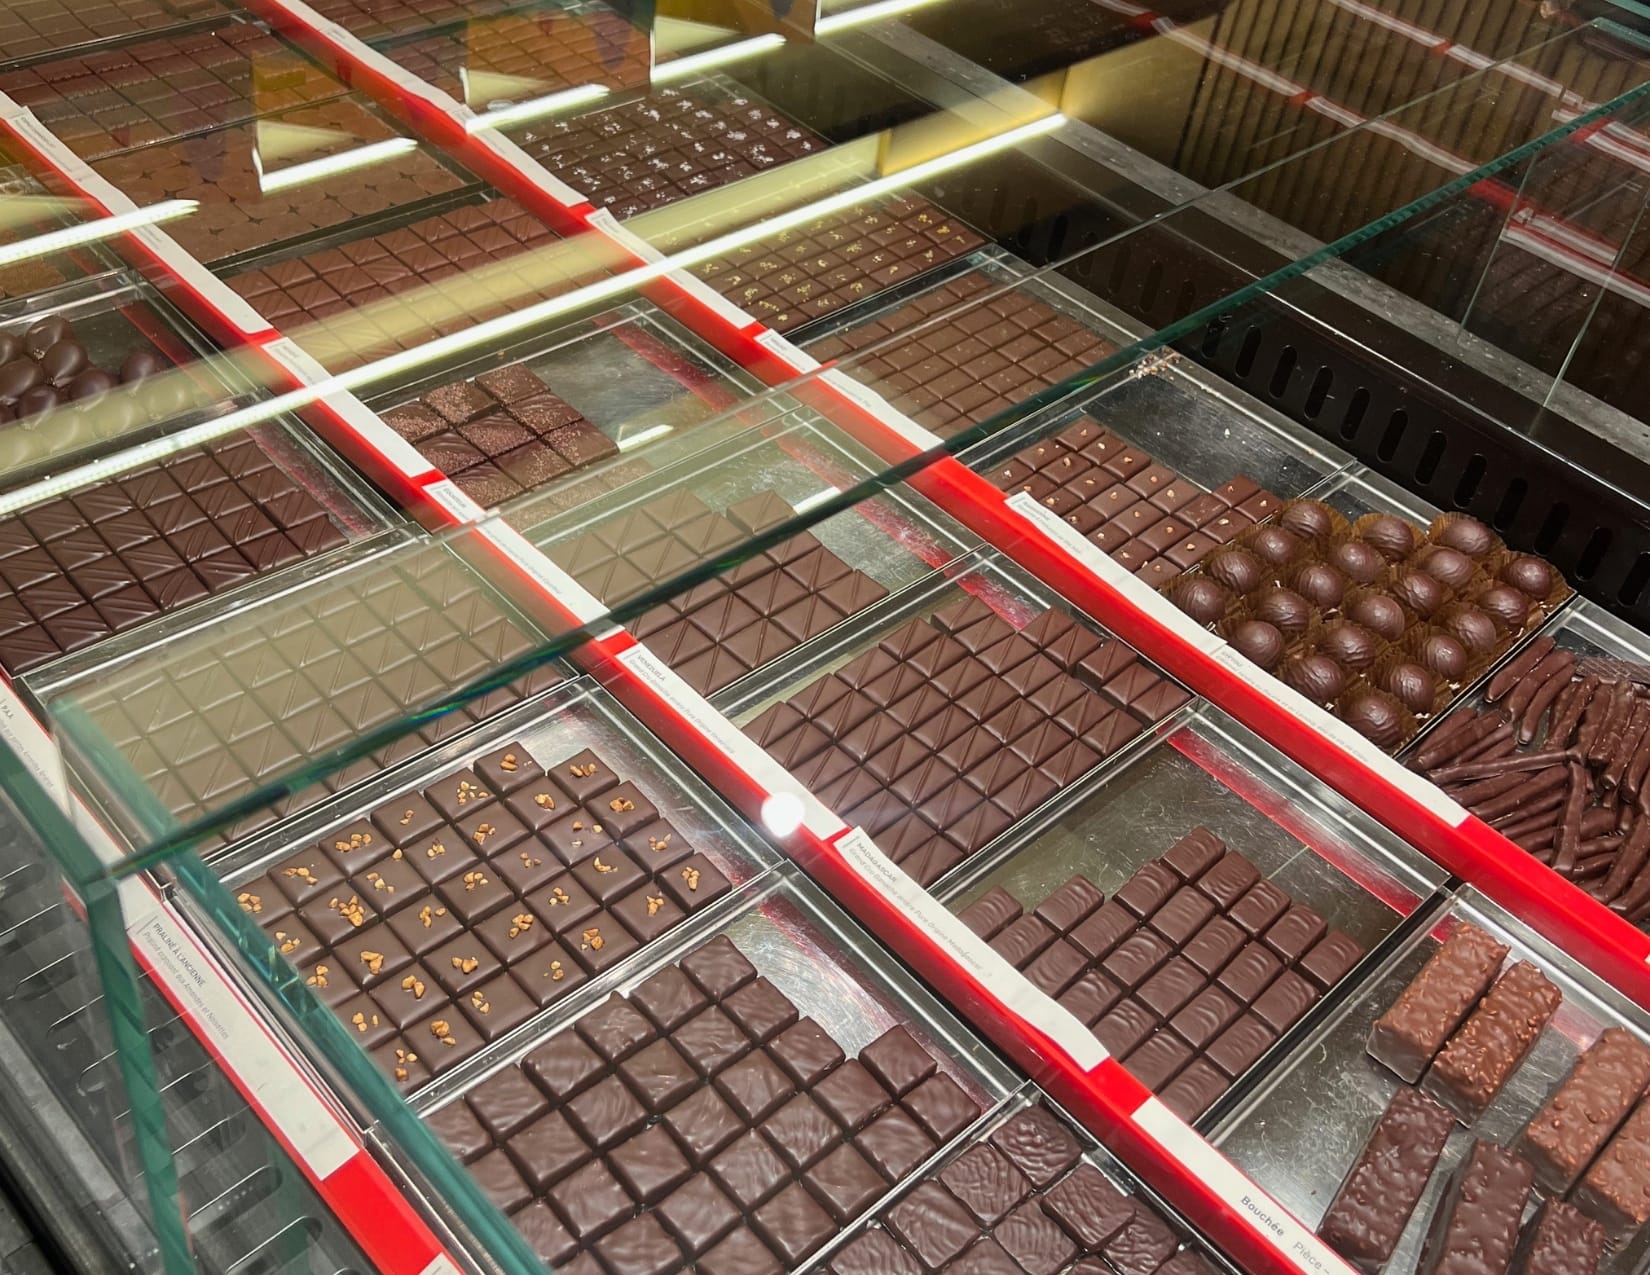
[4,1,1650,1274]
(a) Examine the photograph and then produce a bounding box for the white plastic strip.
[418,478,486,525]
[484,524,611,625]
[0,679,70,814]
[128,225,273,336]
[1005,490,1226,656]
[819,369,945,450]
[1133,1096,1355,1275]
[616,644,846,842]
[834,826,1108,1070]
[262,336,333,387]
[663,267,764,333]
[119,879,358,1179]
[470,131,589,207]
[324,390,443,480]
[754,329,821,373]
[5,112,113,200]
[588,207,666,264]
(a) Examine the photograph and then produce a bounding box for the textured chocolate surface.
[1520,1027,1650,1194]
[0,433,350,674]
[959,829,1360,1117]
[513,83,822,220]
[0,0,221,61]
[0,26,346,158]
[1318,1088,1454,1271]
[1516,1200,1605,1275]
[1422,960,1561,1124]
[426,935,974,1270]
[807,274,1115,438]
[746,602,1187,886]
[695,197,983,332]
[1368,923,1510,1084]
[553,489,888,696]
[1416,1140,1532,1275]
[97,100,462,263]
[1573,1087,1650,1237]
[292,0,514,42]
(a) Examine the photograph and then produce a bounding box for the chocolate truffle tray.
[1211,890,1650,1274]
[941,703,1446,1127]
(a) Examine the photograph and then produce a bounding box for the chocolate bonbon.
[1519,1027,1650,1194]
[1422,961,1561,1124]
[1415,1140,1532,1275]
[1572,1092,1650,1240]
[1369,923,1510,1083]
[427,935,975,1269]
[1515,1200,1604,1275]
[1318,1088,1454,1271]
[959,830,1361,1116]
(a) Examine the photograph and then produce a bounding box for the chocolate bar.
[1318,1088,1454,1271]
[1422,961,1562,1124]
[1416,1140,1532,1275]
[1572,1092,1650,1241]
[300,0,514,41]
[1514,1200,1604,1275]
[1520,1027,1650,1194]
[0,0,221,61]
[1368,923,1510,1083]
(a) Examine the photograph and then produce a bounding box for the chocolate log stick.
[1450,770,1539,806]
[1587,808,1622,838]
[1627,739,1650,802]
[1415,713,1501,771]
[1583,682,1632,765]
[1517,828,1558,857]
[1546,679,1583,738]
[1427,750,1577,785]
[1317,1089,1454,1272]
[1368,923,1509,1083]
[1572,1089,1650,1241]
[1505,650,1574,722]
[1553,764,1591,876]
[1605,700,1650,790]
[1520,1027,1650,1194]
[1550,675,1600,750]
[1512,1199,1605,1275]
[1521,658,1579,744]
[1486,636,1556,704]
[1486,788,1566,830]
[1594,819,1650,904]
[1459,723,1518,765]
[1422,960,1562,1124]
[1572,853,1615,884]
[1415,1140,1533,1275]
[1472,766,1570,822]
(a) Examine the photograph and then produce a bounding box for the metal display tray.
[1211,889,1650,1273]
[205,675,783,1109]
[384,868,1022,1274]
[940,702,1448,1125]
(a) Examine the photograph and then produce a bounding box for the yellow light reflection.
[0,200,197,268]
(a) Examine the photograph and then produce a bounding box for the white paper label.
[320,390,439,479]
[263,337,333,388]
[474,132,588,206]
[818,370,943,450]
[753,329,820,373]
[123,882,356,1179]
[0,680,70,815]
[1134,1097,1354,1275]
[1006,491,1226,655]
[420,479,485,525]
[664,268,760,332]
[129,225,272,335]
[588,207,665,264]
[616,645,845,841]
[484,524,609,624]
[7,113,105,194]
[835,827,1108,1070]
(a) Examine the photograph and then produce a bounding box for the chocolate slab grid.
[1213,895,1650,1275]
[302,0,516,43]
[94,100,468,265]
[509,80,824,220]
[0,26,349,158]
[0,0,223,65]
[692,196,986,334]
[823,1100,1222,1275]
[804,270,1114,437]
[957,828,1365,1123]
[547,487,893,698]
[417,927,990,1271]
[63,551,563,842]
[741,588,1191,887]
[238,741,742,1081]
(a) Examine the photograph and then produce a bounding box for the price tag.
[818,370,942,450]
[753,329,820,373]
[129,225,272,336]
[835,827,1107,1070]
[316,390,437,480]
[0,680,70,816]
[588,207,665,264]
[664,268,760,333]
[420,479,485,525]
[474,132,588,206]
[262,337,332,387]
[484,524,609,624]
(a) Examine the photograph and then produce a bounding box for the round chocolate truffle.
[1499,556,1554,599]
[1435,517,1495,557]
[1281,654,1347,702]
[1382,663,1436,713]
[1476,585,1530,632]
[1445,607,1499,653]
[1318,623,1380,670]
[1279,500,1336,540]
[39,340,88,387]
[1293,563,1347,609]
[1249,526,1302,566]
[1343,691,1407,748]
[119,349,165,383]
[1417,633,1469,681]
[23,316,70,359]
[1169,577,1231,626]
[67,368,118,400]
[1205,549,1264,595]
[1330,539,1385,585]
[1252,587,1312,636]
[1347,593,1407,640]
[1416,545,1474,590]
[0,358,42,403]
[15,385,59,418]
[1231,620,1285,670]
[0,334,21,367]
[1392,569,1446,619]
[1361,515,1417,562]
